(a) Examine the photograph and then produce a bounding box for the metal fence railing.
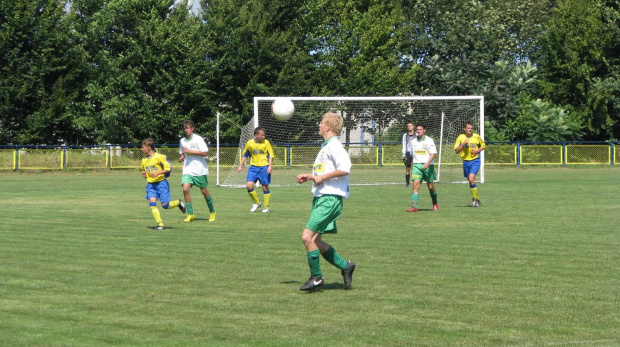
[0,142,618,172]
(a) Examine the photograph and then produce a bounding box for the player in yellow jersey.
[236,127,275,212]
[140,138,186,230]
[454,122,486,207]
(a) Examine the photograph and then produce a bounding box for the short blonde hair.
[322,112,343,135]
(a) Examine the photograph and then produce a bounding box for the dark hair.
[254,126,266,135]
[183,120,195,128]
[141,138,155,150]
[416,123,426,130]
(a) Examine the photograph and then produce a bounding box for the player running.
[140,138,186,230]
[178,120,216,222]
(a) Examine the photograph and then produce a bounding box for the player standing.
[140,138,186,230]
[296,112,356,291]
[454,122,486,207]
[406,124,439,212]
[236,126,274,213]
[402,122,416,187]
[178,120,216,222]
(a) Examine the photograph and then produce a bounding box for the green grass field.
[1,168,619,346]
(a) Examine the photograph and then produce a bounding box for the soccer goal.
[218,96,484,187]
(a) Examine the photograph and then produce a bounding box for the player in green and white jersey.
[178,120,216,222]
[406,124,439,212]
[296,112,356,291]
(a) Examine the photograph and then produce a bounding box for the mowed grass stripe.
[0,168,618,346]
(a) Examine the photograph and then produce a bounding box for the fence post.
[107,145,111,169]
[562,142,566,167]
[378,144,383,167]
[611,143,615,167]
[14,147,18,172]
[63,147,67,170]
[287,145,291,167]
[516,142,521,167]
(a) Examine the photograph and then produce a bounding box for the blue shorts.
[246,166,271,185]
[463,158,481,177]
[145,180,171,203]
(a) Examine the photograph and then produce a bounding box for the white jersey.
[312,137,351,199]
[408,135,437,165]
[179,134,209,176]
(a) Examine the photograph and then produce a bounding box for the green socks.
[430,191,438,204]
[411,193,419,207]
[321,246,349,270]
[307,249,321,278]
[307,246,349,278]
[205,195,215,212]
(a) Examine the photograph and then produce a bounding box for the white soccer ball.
[271,98,295,121]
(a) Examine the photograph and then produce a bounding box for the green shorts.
[305,195,343,234]
[411,164,436,183]
[181,174,208,188]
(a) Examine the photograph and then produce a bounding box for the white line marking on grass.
[507,339,620,347]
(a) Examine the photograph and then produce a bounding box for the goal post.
[218,96,484,187]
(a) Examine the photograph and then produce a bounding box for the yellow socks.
[248,189,260,204]
[263,192,270,209]
[150,206,163,225]
[470,187,479,200]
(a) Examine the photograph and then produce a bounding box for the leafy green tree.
[202,0,317,143]
[302,0,415,96]
[535,0,619,140]
[68,0,215,145]
[588,72,620,140]
[404,0,554,141]
[299,0,417,143]
[419,56,538,126]
[0,0,85,145]
[499,95,583,141]
[402,0,551,66]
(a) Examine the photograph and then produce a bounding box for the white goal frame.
[217,96,484,187]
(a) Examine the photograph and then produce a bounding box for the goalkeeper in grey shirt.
[402,122,416,187]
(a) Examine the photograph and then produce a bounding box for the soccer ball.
[271,98,295,121]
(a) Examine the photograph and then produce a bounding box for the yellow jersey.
[141,152,172,183]
[454,133,486,160]
[242,139,275,167]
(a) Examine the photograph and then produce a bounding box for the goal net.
[218,96,484,187]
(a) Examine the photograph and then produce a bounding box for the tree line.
[1,0,618,145]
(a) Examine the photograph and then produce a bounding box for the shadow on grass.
[281,280,348,292]
[147,226,177,231]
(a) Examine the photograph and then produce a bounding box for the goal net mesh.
[220,96,483,187]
